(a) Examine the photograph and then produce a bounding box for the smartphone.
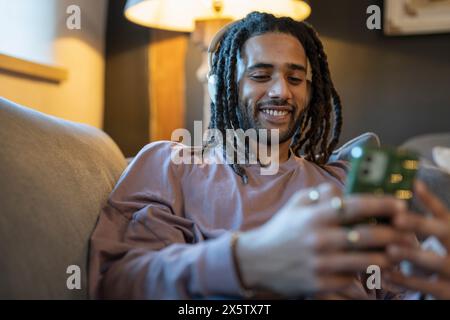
[345,145,420,225]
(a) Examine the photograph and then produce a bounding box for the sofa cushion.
[0,98,127,299]
[402,133,450,164]
[328,131,381,162]
[432,146,450,174]
[401,133,450,213]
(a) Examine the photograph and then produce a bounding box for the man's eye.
[251,75,270,81]
[288,77,303,84]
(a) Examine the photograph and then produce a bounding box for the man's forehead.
[240,32,307,66]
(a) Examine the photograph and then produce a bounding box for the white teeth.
[262,109,289,116]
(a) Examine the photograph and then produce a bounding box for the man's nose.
[267,78,292,100]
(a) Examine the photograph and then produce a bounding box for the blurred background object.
[124,0,311,140]
[384,0,450,35]
[0,0,107,129]
[0,0,449,158]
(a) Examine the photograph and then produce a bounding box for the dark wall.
[185,0,450,147]
[104,0,150,157]
[307,0,450,146]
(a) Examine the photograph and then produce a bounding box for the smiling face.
[237,32,310,144]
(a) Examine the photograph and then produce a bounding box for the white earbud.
[206,21,238,105]
[207,73,218,105]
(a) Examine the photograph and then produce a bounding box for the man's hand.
[236,183,414,298]
[385,181,450,299]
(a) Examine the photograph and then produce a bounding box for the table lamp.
[125,0,311,136]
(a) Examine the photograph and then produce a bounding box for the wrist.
[231,232,254,298]
[232,230,263,292]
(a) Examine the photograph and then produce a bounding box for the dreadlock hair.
[206,11,343,184]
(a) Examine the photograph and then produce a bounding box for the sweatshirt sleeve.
[88,141,243,299]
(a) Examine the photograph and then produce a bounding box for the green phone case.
[345,145,420,225]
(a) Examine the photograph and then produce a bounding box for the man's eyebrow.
[247,63,274,71]
[246,63,307,72]
[287,63,307,72]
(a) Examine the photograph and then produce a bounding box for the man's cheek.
[240,99,255,117]
[251,102,259,118]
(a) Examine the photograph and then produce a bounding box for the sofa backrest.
[0,98,127,299]
[402,133,450,164]
[401,133,450,211]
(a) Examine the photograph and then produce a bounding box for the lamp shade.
[125,0,311,32]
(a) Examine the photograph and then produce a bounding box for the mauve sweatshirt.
[88,140,349,299]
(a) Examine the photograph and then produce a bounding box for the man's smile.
[258,105,293,125]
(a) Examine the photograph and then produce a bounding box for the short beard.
[236,99,305,145]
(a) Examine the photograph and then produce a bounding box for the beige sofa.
[0,98,126,299]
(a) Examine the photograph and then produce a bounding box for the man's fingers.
[314,183,343,203]
[385,271,450,300]
[315,252,392,274]
[316,276,370,299]
[308,226,416,252]
[387,245,450,278]
[394,213,450,248]
[290,183,342,207]
[316,194,406,226]
[315,274,356,294]
[415,181,449,220]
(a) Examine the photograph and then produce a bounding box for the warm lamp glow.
[125,0,311,32]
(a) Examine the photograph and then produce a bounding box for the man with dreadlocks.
[88,12,418,299]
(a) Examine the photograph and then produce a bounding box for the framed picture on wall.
[384,0,450,35]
